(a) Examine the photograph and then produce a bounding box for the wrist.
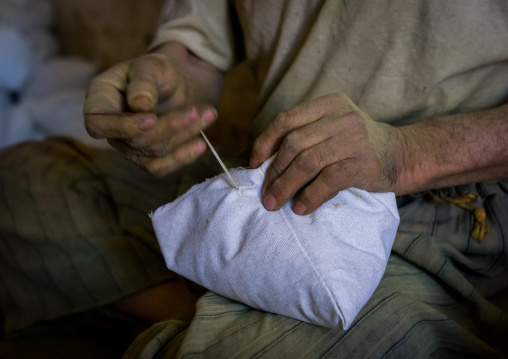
[392,106,508,196]
[392,124,429,196]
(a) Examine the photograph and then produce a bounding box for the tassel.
[431,193,487,243]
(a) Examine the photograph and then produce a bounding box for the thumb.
[126,54,169,112]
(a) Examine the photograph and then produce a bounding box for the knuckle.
[178,148,199,165]
[323,162,358,189]
[284,131,302,146]
[299,185,330,211]
[138,54,165,70]
[334,92,354,107]
[271,110,294,133]
[162,112,188,132]
[294,145,336,174]
[317,93,342,109]
[299,189,317,208]
[184,122,203,139]
[320,167,341,187]
[270,178,292,203]
[252,135,271,156]
[295,151,320,172]
[150,138,174,156]
[268,160,285,178]
[318,144,337,164]
[335,91,349,102]
[280,132,303,156]
[136,136,177,157]
[343,111,368,135]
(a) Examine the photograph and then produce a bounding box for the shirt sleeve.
[150,0,238,72]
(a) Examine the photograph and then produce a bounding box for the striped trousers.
[1,138,507,358]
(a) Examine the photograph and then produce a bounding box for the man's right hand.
[84,42,225,176]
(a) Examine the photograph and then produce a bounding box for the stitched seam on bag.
[255,160,345,324]
[278,205,346,325]
[368,189,400,221]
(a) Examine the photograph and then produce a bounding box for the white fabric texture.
[152,157,400,329]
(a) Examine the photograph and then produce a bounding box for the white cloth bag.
[152,157,399,329]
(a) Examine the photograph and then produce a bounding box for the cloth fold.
[152,157,400,329]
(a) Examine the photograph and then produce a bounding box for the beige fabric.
[152,0,508,136]
[151,1,238,72]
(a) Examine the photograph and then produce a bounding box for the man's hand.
[250,93,406,215]
[84,42,224,176]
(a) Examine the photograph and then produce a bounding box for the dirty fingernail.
[188,108,199,122]
[131,92,154,110]
[203,109,216,123]
[292,201,306,216]
[263,194,276,211]
[194,140,206,154]
[139,117,156,130]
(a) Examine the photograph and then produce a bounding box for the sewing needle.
[200,130,239,190]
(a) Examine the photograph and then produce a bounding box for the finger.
[262,140,339,211]
[116,107,217,157]
[84,62,131,114]
[128,137,208,177]
[250,100,326,168]
[250,93,358,169]
[84,62,159,139]
[85,112,157,139]
[127,53,178,112]
[292,160,359,215]
[261,118,333,197]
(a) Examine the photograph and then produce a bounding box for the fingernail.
[194,140,206,154]
[131,93,153,111]
[292,201,306,216]
[263,194,276,211]
[188,108,199,122]
[139,117,156,130]
[202,109,216,123]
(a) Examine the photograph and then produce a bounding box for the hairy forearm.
[396,104,508,195]
[152,41,225,106]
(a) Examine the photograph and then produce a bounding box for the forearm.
[151,41,225,107]
[396,104,508,195]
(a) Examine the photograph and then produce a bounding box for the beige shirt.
[152,0,508,136]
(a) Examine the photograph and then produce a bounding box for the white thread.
[200,130,239,190]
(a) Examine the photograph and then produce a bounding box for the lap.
[0,138,188,334]
[125,182,508,358]
[1,138,506,356]
[125,255,507,358]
